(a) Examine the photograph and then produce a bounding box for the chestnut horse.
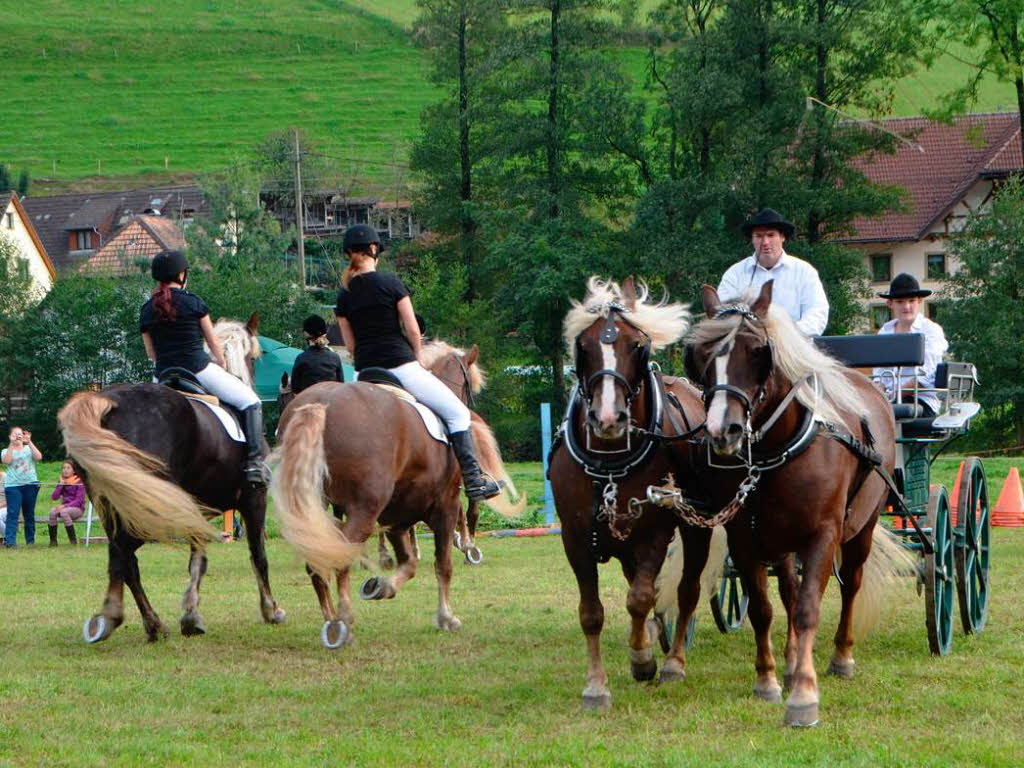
[550,277,711,711]
[270,345,520,648]
[665,281,911,726]
[57,313,286,644]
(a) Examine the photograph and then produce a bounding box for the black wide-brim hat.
[741,208,795,239]
[878,272,932,299]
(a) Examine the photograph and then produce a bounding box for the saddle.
[356,368,448,444]
[157,367,244,442]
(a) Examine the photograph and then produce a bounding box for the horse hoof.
[146,623,170,643]
[320,620,349,650]
[658,666,686,684]
[827,659,855,679]
[465,546,483,565]
[753,683,783,703]
[783,672,794,691]
[631,658,658,682]
[433,614,462,632]
[83,615,112,644]
[263,607,287,625]
[784,702,820,728]
[453,531,462,549]
[582,692,611,712]
[359,576,394,600]
[180,615,206,636]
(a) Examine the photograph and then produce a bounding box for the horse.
[668,280,912,726]
[57,312,286,644]
[549,276,712,711]
[270,344,521,649]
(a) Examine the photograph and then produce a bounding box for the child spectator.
[49,460,85,547]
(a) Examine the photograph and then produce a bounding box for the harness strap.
[751,375,815,443]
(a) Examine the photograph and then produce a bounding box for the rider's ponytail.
[152,283,176,322]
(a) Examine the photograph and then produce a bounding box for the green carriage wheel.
[955,457,990,634]
[924,486,955,655]
[648,612,696,653]
[710,553,749,634]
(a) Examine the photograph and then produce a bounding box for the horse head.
[212,312,262,387]
[420,341,485,406]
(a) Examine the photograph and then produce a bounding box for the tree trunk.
[458,1,475,300]
[1011,22,1024,166]
[757,0,773,191]
[547,0,561,220]
[551,332,566,412]
[807,0,828,244]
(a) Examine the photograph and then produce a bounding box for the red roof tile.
[80,215,187,276]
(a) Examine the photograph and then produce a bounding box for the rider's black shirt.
[291,346,344,394]
[139,288,211,374]
[334,272,416,371]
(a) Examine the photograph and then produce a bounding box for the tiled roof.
[845,113,1022,243]
[80,215,188,276]
[21,185,206,270]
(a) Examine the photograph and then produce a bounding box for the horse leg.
[410,523,421,562]
[662,526,713,683]
[360,527,417,600]
[462,500,483,564]
[624,535,672,683]
[179,545,209,636]
[784,534,837,727]
[321,510,377,647]
[829,522,873,679]
[730,544,782,703]
[83,514,129,644]
[565,542,608,710]
[120,534,168,642]
[431,500,461,631]
[776,555,799,690]
[377,531,395,570]
[238,488,285,624]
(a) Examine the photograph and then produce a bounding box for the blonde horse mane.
[688,298,867,429]
[420,340,486,394]
[563,276,691,353]
[211,319,262,387]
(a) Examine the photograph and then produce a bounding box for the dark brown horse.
[669,281,910,726]
[270,345,520,648]
[57,314,286,644]
[549,277,709,710]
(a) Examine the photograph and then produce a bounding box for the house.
[80,214,188,276]
[839,112,1022,329]
[1,191,56,295]
[21,185,206,273]
[261,190,422,243]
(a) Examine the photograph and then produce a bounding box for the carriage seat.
[356,368,405,389]
[158,367,220,404]
[814,333,924,368]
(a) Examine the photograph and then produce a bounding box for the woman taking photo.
[334,225,499,501]
[2,426,42,548]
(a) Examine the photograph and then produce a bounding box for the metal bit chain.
[645,468,762,529]
[596,477,644,541]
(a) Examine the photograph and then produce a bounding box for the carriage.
[674,331,990,656]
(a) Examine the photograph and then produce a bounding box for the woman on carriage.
[139,249,269,486]
[334,225,500,502]
[290,315,344,395]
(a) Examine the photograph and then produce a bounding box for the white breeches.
[389,361,471,433]
[195,363,261,410]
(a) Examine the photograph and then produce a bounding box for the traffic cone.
[949,460,965,527]
[992,467,1024,528]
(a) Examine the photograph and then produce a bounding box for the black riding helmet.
[151,250,189,283]
[343,224,383,254]
[302,314,328,338]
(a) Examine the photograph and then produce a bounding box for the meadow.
[2,457,1022,767]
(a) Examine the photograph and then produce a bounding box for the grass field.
[1,1,1018,193]
[2,457,1023,766]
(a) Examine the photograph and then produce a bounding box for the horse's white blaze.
[598,342,619,425]
[707,351,730,436]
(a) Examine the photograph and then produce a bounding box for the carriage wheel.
[955,457,990,635]
[648,612,697,654]
[710,553,748,633]
[924,486,955,655]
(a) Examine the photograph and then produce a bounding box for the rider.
[139,249,268,486]
[290,315,344,394]
[334,225,500,501]
[717,208,829,335]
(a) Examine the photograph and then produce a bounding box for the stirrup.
[245,460,270,487]
[464,476,501,501]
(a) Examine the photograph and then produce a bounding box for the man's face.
[887,297,922,325]
[751,227,785,267]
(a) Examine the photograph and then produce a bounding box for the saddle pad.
[185,396,245,443]
[367,383,448,444]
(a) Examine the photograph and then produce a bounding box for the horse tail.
[654,526,728,624]
[57,391,217,546]
[470,413,527,519]
[270,402,361,578]
[852,522,917,640]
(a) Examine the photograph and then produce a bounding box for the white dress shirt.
[717,253,830,335]
[873,314,948,415]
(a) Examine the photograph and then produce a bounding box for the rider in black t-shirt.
[291,315,344,394]
[140,250,269,486]
[334,226,499,501]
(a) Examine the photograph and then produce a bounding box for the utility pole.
[294,128,306,287]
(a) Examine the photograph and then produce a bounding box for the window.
[75,230,93,250]
[870,253,892,283]
[5,212,13,230]
[870,304,891,331]
[926,253,947,280]
[17,259,29,281]
[926,302,940,321]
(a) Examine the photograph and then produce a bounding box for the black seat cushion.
[900,417,940,438]
[816,334,925,368]
[356,367,405,389]
[158,367,209,396]
[891,403,923,420]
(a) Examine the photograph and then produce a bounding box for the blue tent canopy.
[253,336,354,402]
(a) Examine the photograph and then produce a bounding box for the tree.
[943,177,1024,445]
[0,233,39,333]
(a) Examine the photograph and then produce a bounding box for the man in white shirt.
[872,273,948,417]
[717,208,829,335]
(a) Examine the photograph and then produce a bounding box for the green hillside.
[1,1,1017,194]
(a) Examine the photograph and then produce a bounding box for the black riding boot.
[65,524,78,546]
[241,404,270,487]
[48,525,59,547]
[449,430,501,501]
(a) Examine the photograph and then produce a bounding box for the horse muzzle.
[709,422,744,456]
[587,406,629,440]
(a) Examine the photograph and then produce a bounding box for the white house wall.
[2,198,52,294]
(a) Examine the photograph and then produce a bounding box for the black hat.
[151,250,189,282]
[741,208,795,239]
[302,314,328,338]
[343,224,383,253]
[878,273,932,299]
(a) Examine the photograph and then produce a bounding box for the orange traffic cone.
[992,467,1024,528]
[949,460,965,527]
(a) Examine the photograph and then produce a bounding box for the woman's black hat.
[878,272,932,299]
[302,314,329,338]
[741,208,795,239]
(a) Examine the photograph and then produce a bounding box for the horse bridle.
[695,306,772,422]
[432,352,476,408]
[575,304,651,410]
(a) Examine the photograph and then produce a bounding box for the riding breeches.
[194,363,261,410]
[388,361,471,433]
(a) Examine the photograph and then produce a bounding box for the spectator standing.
[2,426,42,548]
